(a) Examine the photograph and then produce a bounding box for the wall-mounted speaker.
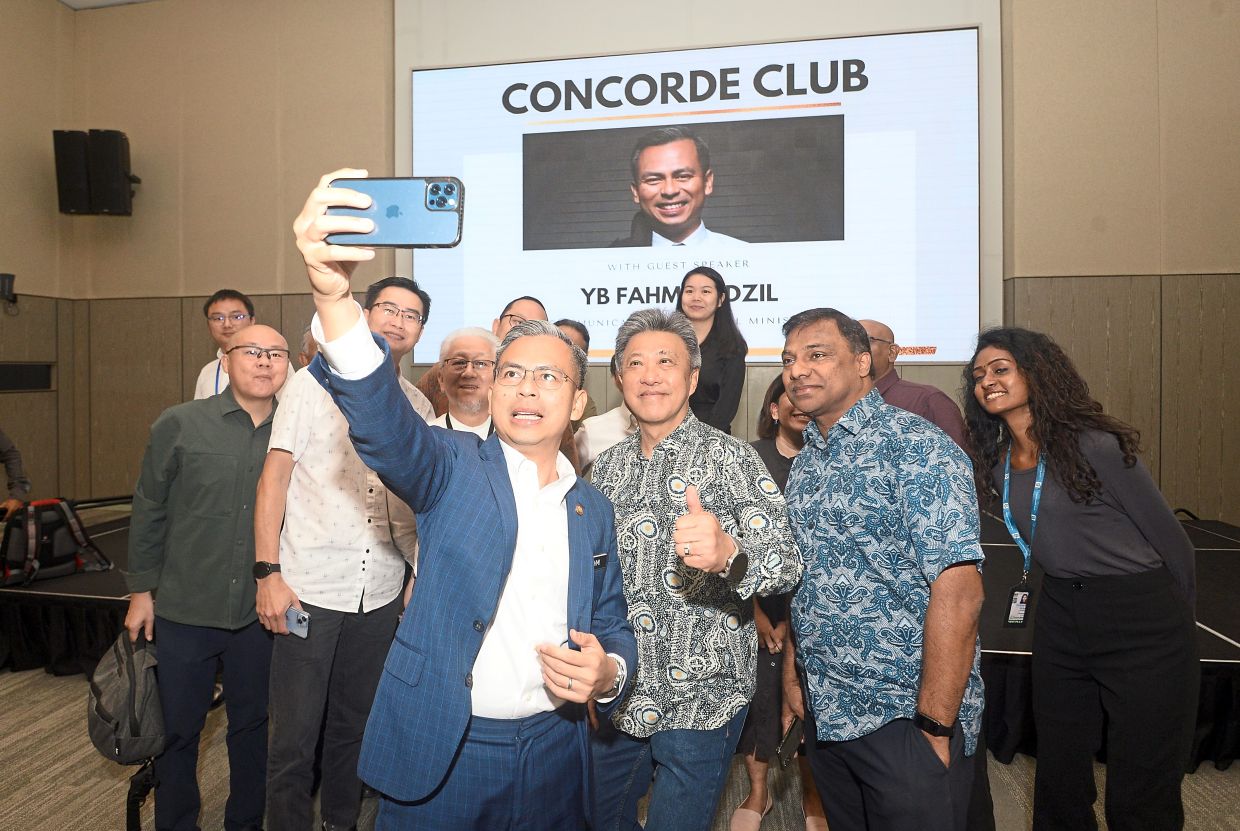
[52,130,91,214]
[52,129,141,216]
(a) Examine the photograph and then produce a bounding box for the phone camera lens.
[436,196,447,207]
[444,184,456,195]
[430,184,441,195]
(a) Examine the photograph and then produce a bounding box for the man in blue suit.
[292,169,637,830]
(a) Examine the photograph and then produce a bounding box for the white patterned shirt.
[268,366,432,613]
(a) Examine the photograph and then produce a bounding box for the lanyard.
[214,360,223,395]
[445,412,494,438]
[1002,446,1044,581]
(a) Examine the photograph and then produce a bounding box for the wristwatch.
[252,561,281,580]
[720,538,747,586]
[913,711,954,737]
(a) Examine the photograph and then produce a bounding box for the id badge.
[1004,584,1031,628]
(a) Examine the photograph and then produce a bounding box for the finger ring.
[567,678,574,691]
[683,543,691,556]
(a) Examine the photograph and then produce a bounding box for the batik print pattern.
[785,389,985,754]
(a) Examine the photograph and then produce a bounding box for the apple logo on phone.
[386,205,402,219]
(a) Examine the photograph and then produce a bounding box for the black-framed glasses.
[499,313,528,328]
[207,313,252,325]
[225,345,290,363]
[372,302,425,325]
[495,365,575,391]
[445,358,496,373]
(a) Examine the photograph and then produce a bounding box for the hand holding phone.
[284,607,311,639]
[325,177,464,248]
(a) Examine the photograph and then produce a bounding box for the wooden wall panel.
[90,298,183,497]
[1160,275,1240,523]
[1157,0,1240,275]
[0,392,58,499]
[1009,276,1162,479]
[1006,0,1162,277]
[55,299,90,497]
[0,295,58,363]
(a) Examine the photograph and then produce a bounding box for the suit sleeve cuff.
[311,303,385,379]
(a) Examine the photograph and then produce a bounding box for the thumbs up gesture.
[672,484,736,573]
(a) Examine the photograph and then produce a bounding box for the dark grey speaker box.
[53,130,91,214]
[87,129,135,215]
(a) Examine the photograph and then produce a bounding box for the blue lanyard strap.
[214,360,223,395]
[1002,446,1044,580]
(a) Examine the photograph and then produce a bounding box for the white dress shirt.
[312,305,623,716]
[269,366,433,612]
[651,223,745,246]
[575,404,638,470]
[193,350,227,400]
[430,411,493,441]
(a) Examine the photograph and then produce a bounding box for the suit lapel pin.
[575,504,584,516]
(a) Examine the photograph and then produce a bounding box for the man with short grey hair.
[589,308,802,831]
[431,327,499,440]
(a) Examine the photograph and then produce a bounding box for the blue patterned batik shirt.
[591,411,803,738]
[785,388,985,754]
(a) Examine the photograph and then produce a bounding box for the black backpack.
[88,631,166,831]
[1,497,112,586]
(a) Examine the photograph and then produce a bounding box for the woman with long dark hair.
[963,327,1198,830]
[729,376,827,831]
[677,266,747,434]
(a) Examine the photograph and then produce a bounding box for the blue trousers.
[591,705,748,831]
[376,706,589,830]
[153,617,273,831]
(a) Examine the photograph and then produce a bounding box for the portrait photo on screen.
[522,115,844,251]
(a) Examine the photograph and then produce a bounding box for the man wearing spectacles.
[430,327,499,441]
[492,296,548,340]
[125,325,287,831]
[292,169,636,830]
[193,289,258,399]
[859,319,967,450]
[588,308,802,831]
[254,276,434,831]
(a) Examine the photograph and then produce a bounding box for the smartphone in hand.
[326,177,464,248]
[285,606,311,639]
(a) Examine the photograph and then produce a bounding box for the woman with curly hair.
[963,327,1198,831]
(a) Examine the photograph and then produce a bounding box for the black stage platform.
[3,511,1238,768]
[978,510,1240,770]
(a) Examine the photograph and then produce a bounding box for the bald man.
[860,319,967,449]
[125,325,287,831]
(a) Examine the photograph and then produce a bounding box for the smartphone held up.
[325,177,464,248]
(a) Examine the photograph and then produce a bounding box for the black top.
[995,429,1196,609]
[690,327,745,435]
[750,437,795,624]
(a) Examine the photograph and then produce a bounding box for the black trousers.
[153,617,273,831]
[265,596,401,831]
[1031,566,1199,831]
[805,715,975,831]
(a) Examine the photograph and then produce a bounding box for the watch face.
[252,562,271,579]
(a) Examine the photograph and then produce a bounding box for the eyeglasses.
[868,337,893,345]
[225,345,290,363]
[499,313,528,328]
[445,358,497,373]
[495,365,575,391]
[372,302,425,325]
[208,313,252,325]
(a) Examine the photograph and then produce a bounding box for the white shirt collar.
[651,222,710,246]
[498,438,577,502]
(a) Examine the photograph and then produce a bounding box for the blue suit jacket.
[309,345,636,804]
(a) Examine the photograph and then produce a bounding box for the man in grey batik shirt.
[589,308,802,831]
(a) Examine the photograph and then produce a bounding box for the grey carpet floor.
[2,668,1237,830]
